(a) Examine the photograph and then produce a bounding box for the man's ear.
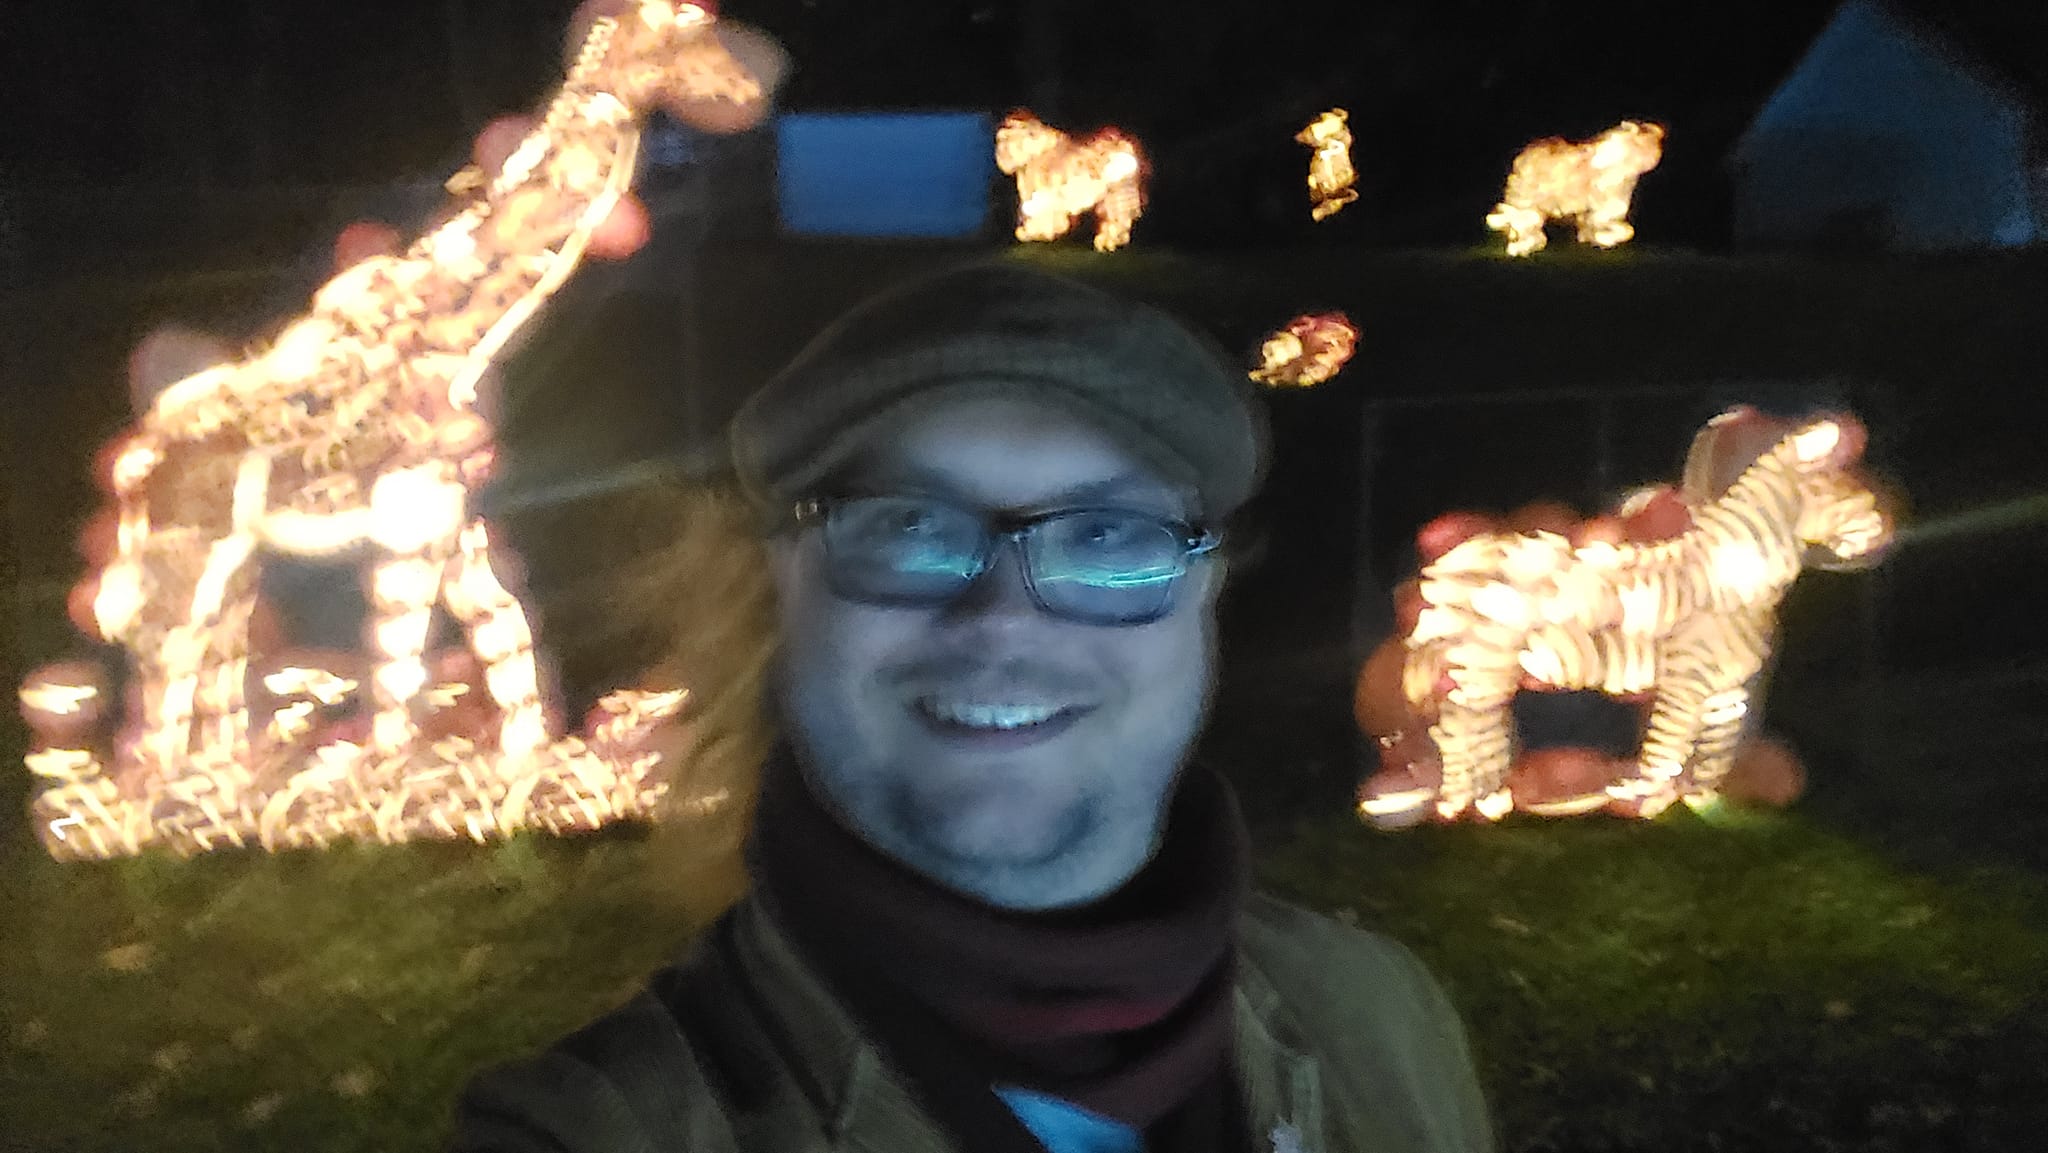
[763,532,806,600]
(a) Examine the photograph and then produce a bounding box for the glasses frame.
[789,494,1222,625]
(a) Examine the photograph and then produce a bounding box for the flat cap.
[728,261,1267,522]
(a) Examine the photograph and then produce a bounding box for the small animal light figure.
[1250,311,1358,388]
[995,111,1147,252]
[1486,120,1665,256]
[1296,109,1358,222]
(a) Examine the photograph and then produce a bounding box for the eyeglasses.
[790,494,1221,625]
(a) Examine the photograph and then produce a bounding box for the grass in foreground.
[1263,808,2048,1152]
[4,794,2043,1153]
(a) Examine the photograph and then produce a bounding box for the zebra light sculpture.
[1388,407,1892,823]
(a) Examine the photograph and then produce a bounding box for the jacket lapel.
[726,897,1326,1153]
[1234,953,1327,1153]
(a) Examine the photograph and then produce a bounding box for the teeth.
[922,699,1064,730]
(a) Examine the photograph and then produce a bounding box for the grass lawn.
[5,753,2043,1152]
[5,242,2046,1150]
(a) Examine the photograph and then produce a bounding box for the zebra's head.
[1785,417,1893,570]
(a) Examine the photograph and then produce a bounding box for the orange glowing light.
[1379,408,1891,823]
[23,0,760,860]
[1250,311,1358,388]
[1486,120,1664,257]
[995,111,1146,252]
[1297,109,1357,222]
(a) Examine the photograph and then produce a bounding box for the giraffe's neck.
[334,12,647,371]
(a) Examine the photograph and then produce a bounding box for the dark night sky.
[5,0,2025,245]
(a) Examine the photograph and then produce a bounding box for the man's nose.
[942,536,1044,624]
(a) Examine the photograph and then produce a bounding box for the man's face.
[767,394,1222,911]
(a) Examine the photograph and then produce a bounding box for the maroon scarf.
[747,748,1253,1152]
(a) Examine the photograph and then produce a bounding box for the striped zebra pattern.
[1403,408,1891,820]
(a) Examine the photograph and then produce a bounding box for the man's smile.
[911,695,1092,748]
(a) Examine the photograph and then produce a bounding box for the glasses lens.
[822,496,986,602]
[1027,510,1186,623]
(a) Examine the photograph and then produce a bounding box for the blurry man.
[453,264,1494,1152]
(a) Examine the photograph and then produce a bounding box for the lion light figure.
[1486,120,1665,257]
[995,111,1146,252]
[1250,311,1358,388]
[1403,407,1892,821]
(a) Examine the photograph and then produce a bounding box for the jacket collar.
[724,895,1327,1152]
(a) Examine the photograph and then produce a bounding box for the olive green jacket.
[451,892,1494,1153]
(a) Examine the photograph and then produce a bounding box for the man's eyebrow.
[848,464,1178,509]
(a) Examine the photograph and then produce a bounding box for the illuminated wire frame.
[1390,409,1891,822]
[1296,109,1358,222]
[20,0,761,860]
[1249,311,1358,388]
[995,111,1147,252]
[1486,120,1664,256]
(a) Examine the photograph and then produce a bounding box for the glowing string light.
[995,111,1147,252]
[1394,408,1892,821]
[1250,311,1359,389]
[23,0,760,860]
[1296,109,1358,222]
[1486,120,1664,257]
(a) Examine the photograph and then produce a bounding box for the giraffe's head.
[1784,415,1893,570]
[578,1,766,124]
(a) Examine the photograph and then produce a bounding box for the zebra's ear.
[1684,406,1780,498]
[1789,413,1868,468]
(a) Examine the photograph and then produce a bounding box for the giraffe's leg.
[189,549,263,769]
[366,549,447,758]
[364,462,472,761]
[171,453,270,771]
[441,520,549,762]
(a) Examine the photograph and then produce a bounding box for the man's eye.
[1068,516,1142,547]
[890,508,944,535]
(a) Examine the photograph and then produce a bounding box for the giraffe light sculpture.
[23,0,762,860]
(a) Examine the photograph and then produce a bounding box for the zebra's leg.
[1687,680,1755,797]
[440,519,549,762]
[1431,661,1520,820]
[1637,658,1710,784]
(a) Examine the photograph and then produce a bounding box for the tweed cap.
[728,261,1268,522]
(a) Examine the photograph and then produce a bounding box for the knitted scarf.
[747,749,1254,1152]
